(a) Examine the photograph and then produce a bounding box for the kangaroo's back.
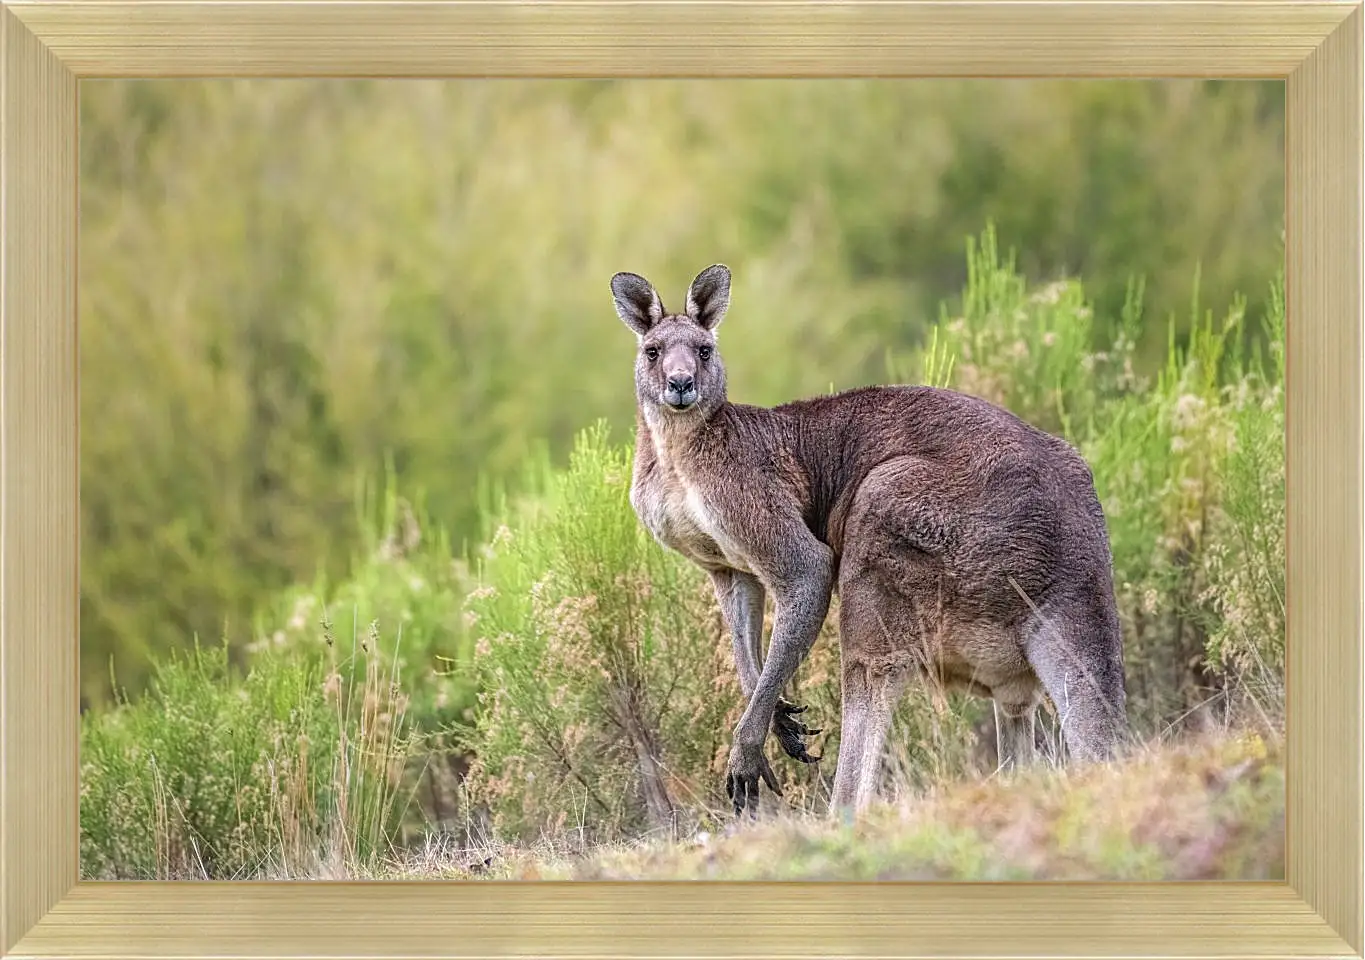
[771,384,1106,574]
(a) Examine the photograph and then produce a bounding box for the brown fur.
[612,264,1128,816]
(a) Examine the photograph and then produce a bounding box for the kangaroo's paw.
[725,740,781,818]
[773,698,822,764]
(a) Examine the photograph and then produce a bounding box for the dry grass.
[340,730,1282,882]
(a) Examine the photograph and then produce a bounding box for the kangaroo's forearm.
[710,568,766,697]
[733,550,834,746]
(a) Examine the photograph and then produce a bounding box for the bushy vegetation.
[457,428,731,841]
[80,227,1285,877]
[79,79,1284,706]
[81,636,414,879]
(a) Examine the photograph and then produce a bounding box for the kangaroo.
[612,264,1128,817]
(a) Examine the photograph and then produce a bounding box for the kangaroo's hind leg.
[829,574,914,815]
[829,657,870,812]
[1024,595,1128,763]
[830,657,910,814]
[993,695,1040,771]
[831,456,952,814]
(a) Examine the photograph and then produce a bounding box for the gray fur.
[709,568,766,697]
[613,264,1128,817]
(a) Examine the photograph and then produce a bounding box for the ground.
[368,732,1282,882]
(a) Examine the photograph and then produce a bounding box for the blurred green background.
[79,79,1285,709]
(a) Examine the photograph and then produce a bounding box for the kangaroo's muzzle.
[665,374,698,410]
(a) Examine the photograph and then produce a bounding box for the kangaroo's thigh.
[840,456,962,569]
[836,561,927,674]
[837,457,964,657]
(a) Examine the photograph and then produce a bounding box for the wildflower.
[1031,281,1067,306]
[1141,588,1159,615]
[1116,356,1141,391]
[1042,331,1058,348]
[1171,393,1205,430]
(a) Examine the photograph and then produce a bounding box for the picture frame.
[2,2,1360,957]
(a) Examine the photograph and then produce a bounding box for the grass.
[558,733,1283,882]
[79,228,1286,881]
[309,732,1284,882]
[81,629,418,880]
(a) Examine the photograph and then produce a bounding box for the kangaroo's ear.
[611,272,665,337]
[685,264,731,331]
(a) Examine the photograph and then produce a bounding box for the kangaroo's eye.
[644,346,660,362]
[698,346,713,362]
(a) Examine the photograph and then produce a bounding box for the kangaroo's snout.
[664,371,698,410]
[667,373,695,395]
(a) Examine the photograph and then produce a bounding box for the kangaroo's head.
[611,264,731,421]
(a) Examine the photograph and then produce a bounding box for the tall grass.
[251,469,478,742]
[81,626,417,879]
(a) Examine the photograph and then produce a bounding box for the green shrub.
[250,469,477,744]
[81,634,416,879]
[1195,280,1285,716]
[459,423,732,842]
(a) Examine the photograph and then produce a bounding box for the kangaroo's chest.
[633,468,753,574]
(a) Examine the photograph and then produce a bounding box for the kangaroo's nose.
[667,374,695,394]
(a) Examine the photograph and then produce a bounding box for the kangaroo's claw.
[773,699,823,764]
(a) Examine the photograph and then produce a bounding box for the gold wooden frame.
[2,2,1360,957]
